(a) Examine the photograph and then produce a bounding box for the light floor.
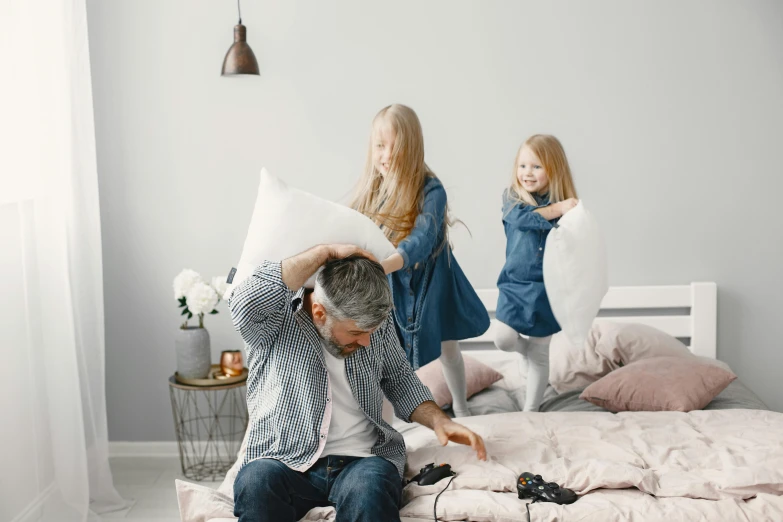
[103,456,222,521]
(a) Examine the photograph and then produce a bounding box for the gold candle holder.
[220,350,244,377]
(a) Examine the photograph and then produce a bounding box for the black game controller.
[409,463,455,486]
[517,472,577,505]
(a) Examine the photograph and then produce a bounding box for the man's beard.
[315,321,361,359]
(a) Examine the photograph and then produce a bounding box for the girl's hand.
[381,253,404,275]
[558,198,578,216]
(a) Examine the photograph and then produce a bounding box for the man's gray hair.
[313,254,392,330]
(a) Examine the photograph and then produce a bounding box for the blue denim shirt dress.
[390,176,490,369]
[496,190,562,338]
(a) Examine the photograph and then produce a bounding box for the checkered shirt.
[228,261,434,479]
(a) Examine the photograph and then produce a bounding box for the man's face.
[314,315,375,359]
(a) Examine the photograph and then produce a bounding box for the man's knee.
[234,458,290,499]
[334,457,401,504]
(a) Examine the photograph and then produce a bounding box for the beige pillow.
[416,355,503,408]
[549,322,732,394]
[548,323,618,393]
[593,322,733,372]
[175,480,234,522]
[579,356,737,412]
[594,323,692,366]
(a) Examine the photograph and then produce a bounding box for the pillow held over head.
[226,168,397,297]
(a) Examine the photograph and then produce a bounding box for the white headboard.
[461,283,717,359]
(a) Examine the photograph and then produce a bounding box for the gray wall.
[86,0,783,441]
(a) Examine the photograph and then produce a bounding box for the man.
[229,244,486,522]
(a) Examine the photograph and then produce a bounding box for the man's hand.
[281,244,378,290]
[410,400,487,461]
[432,417,487,461]
[328,244,377,263]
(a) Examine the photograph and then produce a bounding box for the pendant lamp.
[221,0,259,76]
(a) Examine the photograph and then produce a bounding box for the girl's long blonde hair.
[351,104,455,248]
[507,134,578,207]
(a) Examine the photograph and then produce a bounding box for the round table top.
[168,374,247,391]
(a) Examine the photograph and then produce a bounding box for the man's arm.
[280,245,331,290]
[409,400,451,429]
[229,245,376,347]
[281,244,377,290]
[378,320,487,461]
[228,261,289,345]
[410,401,487,461]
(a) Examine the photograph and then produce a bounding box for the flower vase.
[175,326,211,379]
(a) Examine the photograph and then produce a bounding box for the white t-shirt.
[320,344,377,458]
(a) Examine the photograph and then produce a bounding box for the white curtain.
[0,0,129,520]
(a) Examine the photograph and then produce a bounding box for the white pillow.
[226,168,397,297]
[543,201,608,346]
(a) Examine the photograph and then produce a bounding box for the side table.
[168,375,249,481]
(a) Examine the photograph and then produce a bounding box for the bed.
[397,282,781,521]
[176,282,783,522]
[454,282,767,416]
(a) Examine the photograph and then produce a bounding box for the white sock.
[440,340,470,417]
[523,336,551,412]
[494,322,551,411]
[494,321,530,409]
[494,320,532,354]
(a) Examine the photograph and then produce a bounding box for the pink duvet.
[178,409,783,521]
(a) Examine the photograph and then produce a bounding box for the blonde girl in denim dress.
[495,135,579,412]
[352,104,489,417]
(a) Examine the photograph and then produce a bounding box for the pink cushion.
[416,355,503,408]
[549,323,616,393]
[580,356,737,412]
[595,323,692,366]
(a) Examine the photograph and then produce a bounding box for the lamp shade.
[221,24,259,76]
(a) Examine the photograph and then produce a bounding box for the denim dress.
[390,176,490,369]
[496,190,562,338]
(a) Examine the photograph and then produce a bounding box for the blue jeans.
[233,455,402,522]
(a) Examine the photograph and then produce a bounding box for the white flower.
[211,276,229,300]
[186,281,219,315]
[174,269,202,299]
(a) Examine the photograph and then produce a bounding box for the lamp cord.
[237,0,242,24]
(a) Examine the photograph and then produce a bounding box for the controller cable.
[526,498,540,522]
[432,474,456,521]
[429,473,540,521]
